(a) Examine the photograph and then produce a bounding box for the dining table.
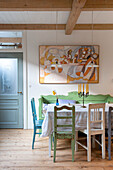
[40,103,113,156]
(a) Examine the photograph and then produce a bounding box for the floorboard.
[0,129,113,170]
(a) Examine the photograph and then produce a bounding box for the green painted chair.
[53,105,75,162]
[31,98,43,149]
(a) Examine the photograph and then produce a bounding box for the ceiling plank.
[0,0,113,11]
[0,24,113,30]
[65,0,87,35]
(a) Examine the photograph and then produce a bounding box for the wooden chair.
[77,103,105,161]
[106,106,113,160]
[53,105,75,162]
[31,98,43,149]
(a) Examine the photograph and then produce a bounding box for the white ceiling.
[0,11,113,24]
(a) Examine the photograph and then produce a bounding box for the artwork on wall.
[39,45,99,84]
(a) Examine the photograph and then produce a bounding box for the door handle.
[17,91,23,95]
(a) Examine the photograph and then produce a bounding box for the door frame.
[0,31,28,129]
[0,49,27,128]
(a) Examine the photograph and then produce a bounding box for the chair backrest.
[54,105,75,139]
[88,103,105,130]
[31,98,37,126]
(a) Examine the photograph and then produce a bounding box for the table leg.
[92,135,95,148]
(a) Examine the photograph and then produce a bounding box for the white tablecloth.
[41,103,112,137]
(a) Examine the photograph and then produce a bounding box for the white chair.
[76,103,105,161]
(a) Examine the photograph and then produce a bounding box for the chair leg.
[72,138,75,162]
[75,131,78,151]
[32,130,36,149]
[51,133,53,150]
[87,134,91,161]
[49,134,51,157]
[53,136,54,143]
[53,135,56,162]
[92,135,95,149]
[108,110,111,160]
[102,133,105,159]
[108,131,111,160]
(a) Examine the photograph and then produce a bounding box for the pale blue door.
[0,53,23,128]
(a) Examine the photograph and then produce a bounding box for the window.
[0,31,22,49]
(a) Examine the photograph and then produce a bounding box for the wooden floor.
[0,129,113,170]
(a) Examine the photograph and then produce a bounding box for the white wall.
[25,30,113,129]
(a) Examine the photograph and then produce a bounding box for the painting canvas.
[39,45,99,84]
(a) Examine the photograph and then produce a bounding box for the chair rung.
[91,130,103,135]
[90,120,102,123]
[57,134,72,139]
[36,133,41,134]
[57,116,72,119]
[57,125,72,127]
[76,141,87,150]
[95,138,102,147]
[57,131,72,134]
[36,126,42,129]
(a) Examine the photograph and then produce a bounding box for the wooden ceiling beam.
[0,24,65,30]
[65,0,87,35]
[84,0,113,11]
[0,24,113,30]
[0,0,113,11]
[0,0,72,11]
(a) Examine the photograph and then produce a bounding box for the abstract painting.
[39,45,99,84]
